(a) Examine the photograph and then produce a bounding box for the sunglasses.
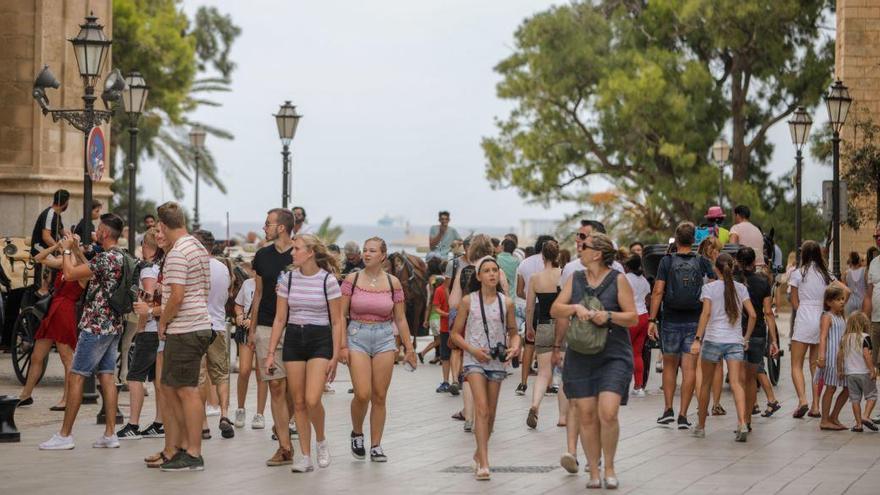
[576,232,589,241]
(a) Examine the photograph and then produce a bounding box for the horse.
[384,251,428,350]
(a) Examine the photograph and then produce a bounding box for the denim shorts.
[660,321,698,356]
[348,320,396,357]
[700,340,744,363]
[463,365,507,383]
[71,332,121,376]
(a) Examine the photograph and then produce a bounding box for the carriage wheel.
[11,307,47,385]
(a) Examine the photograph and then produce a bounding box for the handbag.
[32,291,53,320]
[566,271,616,355]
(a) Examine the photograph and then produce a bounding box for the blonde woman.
[340,238,417,462]
[265,234,345,473]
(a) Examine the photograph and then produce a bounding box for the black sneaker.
[515,383,527,396]
[160,452,205,472]
[370,445,387,463]
[116,423,141,440]
[141,422,165,438]
[351,432,366,460]
[16,397,33,408]
[448,382,461,396]
[545,385,559,396]
[657,408,675,425]
[677,415,692,430]
[219,417,235,439]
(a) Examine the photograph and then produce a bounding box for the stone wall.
[836,0,880,256]
[0,0,113,239]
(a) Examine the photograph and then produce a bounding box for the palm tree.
[315,217,344,245]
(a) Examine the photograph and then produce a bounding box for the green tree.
[483,1,832,251]
[315,218,344,245]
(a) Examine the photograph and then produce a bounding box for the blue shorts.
[661,321,697,356]
[463,365,507,383]
[700,340,744,363]
[71,332,120,376]
[347,320,396,357]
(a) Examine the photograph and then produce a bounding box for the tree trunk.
[730,61,749,183]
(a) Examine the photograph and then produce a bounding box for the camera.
[489,343,508,362]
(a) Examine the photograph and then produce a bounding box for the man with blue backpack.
[647,222,715,429]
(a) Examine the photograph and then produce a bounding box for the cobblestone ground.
[1,314,878,494]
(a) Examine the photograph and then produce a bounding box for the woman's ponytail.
[716,253,740,325]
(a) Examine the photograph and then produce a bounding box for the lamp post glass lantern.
[123,71,149,251]
[788,107,812,264]
[190,126,207,230]
[274,101,302,208]
[712,138,730,208]
[824,80,852,278]
[69,14,112,86]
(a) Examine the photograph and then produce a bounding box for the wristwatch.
[694,335,702,342]
[62,249,72,256]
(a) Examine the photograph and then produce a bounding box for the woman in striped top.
[265,234,344,473]
[816,285,851,431]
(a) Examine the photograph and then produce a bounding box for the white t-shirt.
[626,273,650,315]
[700,280,750,344]
[516,254,545,297]
[234,278,256,314]
[208,258,231,331]
[789,264,832,307]
[868,257,880,322]
[560,258,624,286]
[140,264,160,333]
[842,333,871,375]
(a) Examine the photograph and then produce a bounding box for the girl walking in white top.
[816,285,850,430]
[837,312,877,432]
[844,252,866,316]
[789,241,835,418]
[691,253,757,442]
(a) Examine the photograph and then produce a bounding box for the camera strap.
[478,291,505,348]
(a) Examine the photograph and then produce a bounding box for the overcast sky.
[138,0,832,228]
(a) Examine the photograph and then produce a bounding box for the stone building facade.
[837,0,880,255]
[0,0,113,239]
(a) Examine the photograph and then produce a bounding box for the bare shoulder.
[388,274,403,290]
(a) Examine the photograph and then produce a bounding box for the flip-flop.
[792,405,809,419]
[861,420,878,432]
[451,411,465,421]
[49,405,66,411]
[819,425,847,431]
[851,426,864,433]
[807,411,822,418]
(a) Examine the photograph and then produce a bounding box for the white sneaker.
[206,405,221,417]
[251,414,265,429]
[92,434,120,448]
[291,455,315,473]
[316,440,331,468]
[39,433,74,450]
[633,388,647,398]
[234,408,246,428]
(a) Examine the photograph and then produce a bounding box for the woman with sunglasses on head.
[551,232,637,490]
[339,237,417,463]
[265,234,345,473]
[449,257,521,481]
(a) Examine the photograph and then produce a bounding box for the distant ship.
[377,214,407,228]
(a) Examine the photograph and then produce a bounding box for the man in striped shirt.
[157,201,213,472]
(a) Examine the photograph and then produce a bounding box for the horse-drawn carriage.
[641,242,784,386]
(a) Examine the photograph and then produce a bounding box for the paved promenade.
[1,314,878,494]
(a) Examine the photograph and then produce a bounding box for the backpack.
[662,253,703,311]
[108,249,142,316]
[460,264,477,293]
[567,271,616,355]
[694,225,719,245]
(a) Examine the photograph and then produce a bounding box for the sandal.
[851,426,864,433]
[146,451,171,468]
[792,404,809,419]
[761,401,781,417]
[807,410,822,418]
[451,411,465,421]
[144,451,164,463]
[711,404,726,416]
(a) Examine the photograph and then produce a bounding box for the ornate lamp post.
[32,13,123,246]
[824,80,852,278]
[122,72,149,251]
[788,107,812,264]
[273,101,302,208]
[189,126,207,231]
[711,138,731,208]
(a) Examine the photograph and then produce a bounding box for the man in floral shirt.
[39,213,126,451]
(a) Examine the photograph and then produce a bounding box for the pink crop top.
[342,279,404,322]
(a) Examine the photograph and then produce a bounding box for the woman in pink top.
[340,237,417,462]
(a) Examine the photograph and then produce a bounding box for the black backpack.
[108,250,142,316]
[663,253,703,311]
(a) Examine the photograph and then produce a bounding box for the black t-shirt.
[73,218,92,239]
[252,243,293,326]
[656,253,715,324]
[742,271,771,338]
[30,207,64,255]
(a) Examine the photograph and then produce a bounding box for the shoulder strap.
[324,272,331,324]
[352,270,360,290]
[386,274,395,318]
[287,270,292,295]
[478,291,493,348]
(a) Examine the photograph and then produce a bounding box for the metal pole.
[719,161,724,208]
[832,131,841,278]
[128,126,138,251]
[795,149,803,264]
[193,151,201,231]
[282,144,290,208]
[82,86,95,247]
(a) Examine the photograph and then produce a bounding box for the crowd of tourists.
[11,192,880,489]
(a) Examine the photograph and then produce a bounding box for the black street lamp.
[274,101,302,208]
[32,13,122,246]
[824,80,852,278]
[711,138,730,208]
[122,71,149,251]
[788,106,812,264]
[189,125,207,231]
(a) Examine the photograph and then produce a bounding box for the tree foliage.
[484,0,834,253]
